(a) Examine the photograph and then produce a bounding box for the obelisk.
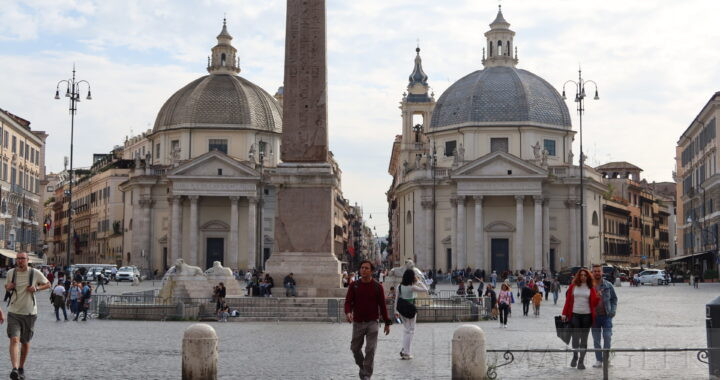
[265,0,343,297]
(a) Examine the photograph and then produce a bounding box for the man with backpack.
[3,252,50,380]
[345,260,391,380]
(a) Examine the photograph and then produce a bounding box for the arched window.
[592,211,599,226]
[489,42,493,57]
[1,200,6,214]
[497,40,503,56]
[406,210,412,224]
[17,204,22,219]
[221,53,226,66]
[507,41,511,56]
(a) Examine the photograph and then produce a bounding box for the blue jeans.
[592,315,613,362]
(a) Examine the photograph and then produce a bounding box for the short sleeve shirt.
[5,268,48,315]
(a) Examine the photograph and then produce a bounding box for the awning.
[0,249,16,259]
[665,251,715,263]
[27,254,44,264]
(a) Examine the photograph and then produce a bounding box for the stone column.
[189,196,199,267]
[170,196,182,265]
[457,196,467,270]
[515,195,525,271]
[421,200,434,270]
[543,199,550,270]
[534,196,543,271]
[247,196,257,269]
[138,198,154,267]
[474,196,484,272]
[228,196,239,270]
[568,199,578,267]
[450,197,458,270]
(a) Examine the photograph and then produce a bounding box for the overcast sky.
[2,0,719,236]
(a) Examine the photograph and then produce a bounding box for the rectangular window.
[12,136,16,153]
[155,143,160,159]
[19,141,23,157]
[2,163,6,181]
[29,147,34,164]
[11,167,16,186]
[490,137,509,153]
[444,140,456,157]
[208,139,228,154]
[259,141,267,155]
[35,150,39,165]
[171,140,180,152]
[543,139,556,156]
[3,131,8,148]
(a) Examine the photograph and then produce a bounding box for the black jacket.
[521,286,535,302]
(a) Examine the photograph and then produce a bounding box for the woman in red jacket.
[561,268,599,370]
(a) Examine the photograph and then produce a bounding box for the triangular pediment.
[168,150,259,179]
[452,151,547,178]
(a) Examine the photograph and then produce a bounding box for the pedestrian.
[96,271,106,293]
[51,283,69,321]
[497,283,512,328]
[484,284,497,320]
[47,271,55,287]
[344,260,391,380]
[490,270,497,288]
[3,252,51,380]
[283,273,297,297]
[517,275,526,297]
[520,281,533,316]
[550,278,561,305]
[561,268,599,370]
[217,302,230,322]
[531,285,542,317]
[394,268,428,360]
[75,282,92,321]
[591,264,618,368]
[110,266,117,281]
[456,280,466,296]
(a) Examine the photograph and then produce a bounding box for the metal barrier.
[485,347,719,380]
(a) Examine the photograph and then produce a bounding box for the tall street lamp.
[55,66,92,270]
[562,68,599,268]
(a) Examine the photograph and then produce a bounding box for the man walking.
[4,252,51,379]
[96,271,106,293]
[345,260,391,380]
[591,264,618,368]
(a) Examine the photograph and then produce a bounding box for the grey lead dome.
[430,66,571,130]
[153,74,282,133]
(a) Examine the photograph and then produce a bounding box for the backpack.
[4,268,36,307]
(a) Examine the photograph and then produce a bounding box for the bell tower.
[207,18,241,75]
[482,5,519,68]
[400,46,435,155]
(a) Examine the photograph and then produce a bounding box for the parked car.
[557,266,582,285]
[116,266,141,282]
[637,269,667,285]
[602,265,620,284]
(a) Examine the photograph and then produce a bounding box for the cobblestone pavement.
[0,281,716,379]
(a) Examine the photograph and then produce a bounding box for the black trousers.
[498,303,510,325]
[522,301,530,315]
[571,313,593,360]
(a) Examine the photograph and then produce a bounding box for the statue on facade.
[541,148,549,167]
[532,141,542,160]
[403,160,409,173]
[415,153,421,169]
[568,150,574,164]
[457,143,465,162]
[452,147,459,165]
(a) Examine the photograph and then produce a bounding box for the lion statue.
[174,258,204,276]
[204,261,233,277]
[385,259,428,290]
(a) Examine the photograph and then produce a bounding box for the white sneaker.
[592,361,603,368]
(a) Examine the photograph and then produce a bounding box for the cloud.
[1,0,719,236]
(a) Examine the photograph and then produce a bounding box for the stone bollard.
[452,324,486,380]
[182,323,218,380]
[614,278,622,287]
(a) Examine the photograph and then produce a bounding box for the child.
[531,284,542,317]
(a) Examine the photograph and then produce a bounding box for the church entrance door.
[206,238,224,269]
[549,248,556,273]
[491,238,509,273]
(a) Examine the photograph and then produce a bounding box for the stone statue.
[568,150,574,164]
[541,148,549,167]
[403,160,409,173]
[532,141,542,160]
[174,259,204,276]
[414,153,421,169]
[457,143,465,162]
[204,261,233,277]
[385,259,428,290]
[248,143,256,162]
[452,147,459,165]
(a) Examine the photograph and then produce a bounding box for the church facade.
[387,8,605,273]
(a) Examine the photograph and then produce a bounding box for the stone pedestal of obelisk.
[265,0,344,297]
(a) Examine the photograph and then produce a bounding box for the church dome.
[153,20,282,134]
[430,66,571,130]
[153,74,282,133]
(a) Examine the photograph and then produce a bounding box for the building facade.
[387,8,605,273]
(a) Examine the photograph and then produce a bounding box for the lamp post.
[431,141,438,272]
[55,66,92,269]
[562,68,599,268]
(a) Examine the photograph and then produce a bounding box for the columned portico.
[456,196,467,269]
[421,200,433,269]
[170,196,182,264]
[543,199,550,270]
[474,196,484,271]
[247,196,257,269]
[450,197,458,269]
[228,196,239,270]
[189,196,199,265]
[515,195,524,270]
[534,196,542,270]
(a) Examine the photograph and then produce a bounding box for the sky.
[1,0,720,237]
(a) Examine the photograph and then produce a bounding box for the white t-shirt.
[53,285,66,297]
[572,284,591,314]
[5,268,48,315]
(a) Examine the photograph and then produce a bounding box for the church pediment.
[452,151,547,178]
[485,221,515,232]
[200,220,230,232]
[168,150,259,179]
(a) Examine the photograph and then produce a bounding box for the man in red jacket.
[345,260,391,380]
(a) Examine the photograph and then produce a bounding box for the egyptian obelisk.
[265,0,343,297]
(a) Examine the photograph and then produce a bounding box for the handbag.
[396,286,417,319]
[554,315,572,345]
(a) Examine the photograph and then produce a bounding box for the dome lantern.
[482,5,519,68]
[207,18,241,75]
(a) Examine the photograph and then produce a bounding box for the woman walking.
[394,269,428,360]
[484,284,497,320]
[561,268,599,370]
[497,283,512,328]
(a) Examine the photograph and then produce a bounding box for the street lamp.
[430,141,437,271]
[562,68,599,268]
[55,66,92,269]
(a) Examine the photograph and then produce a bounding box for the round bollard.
[452,324,486,380]
[182,323,218,380]
[614,278,622,287]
